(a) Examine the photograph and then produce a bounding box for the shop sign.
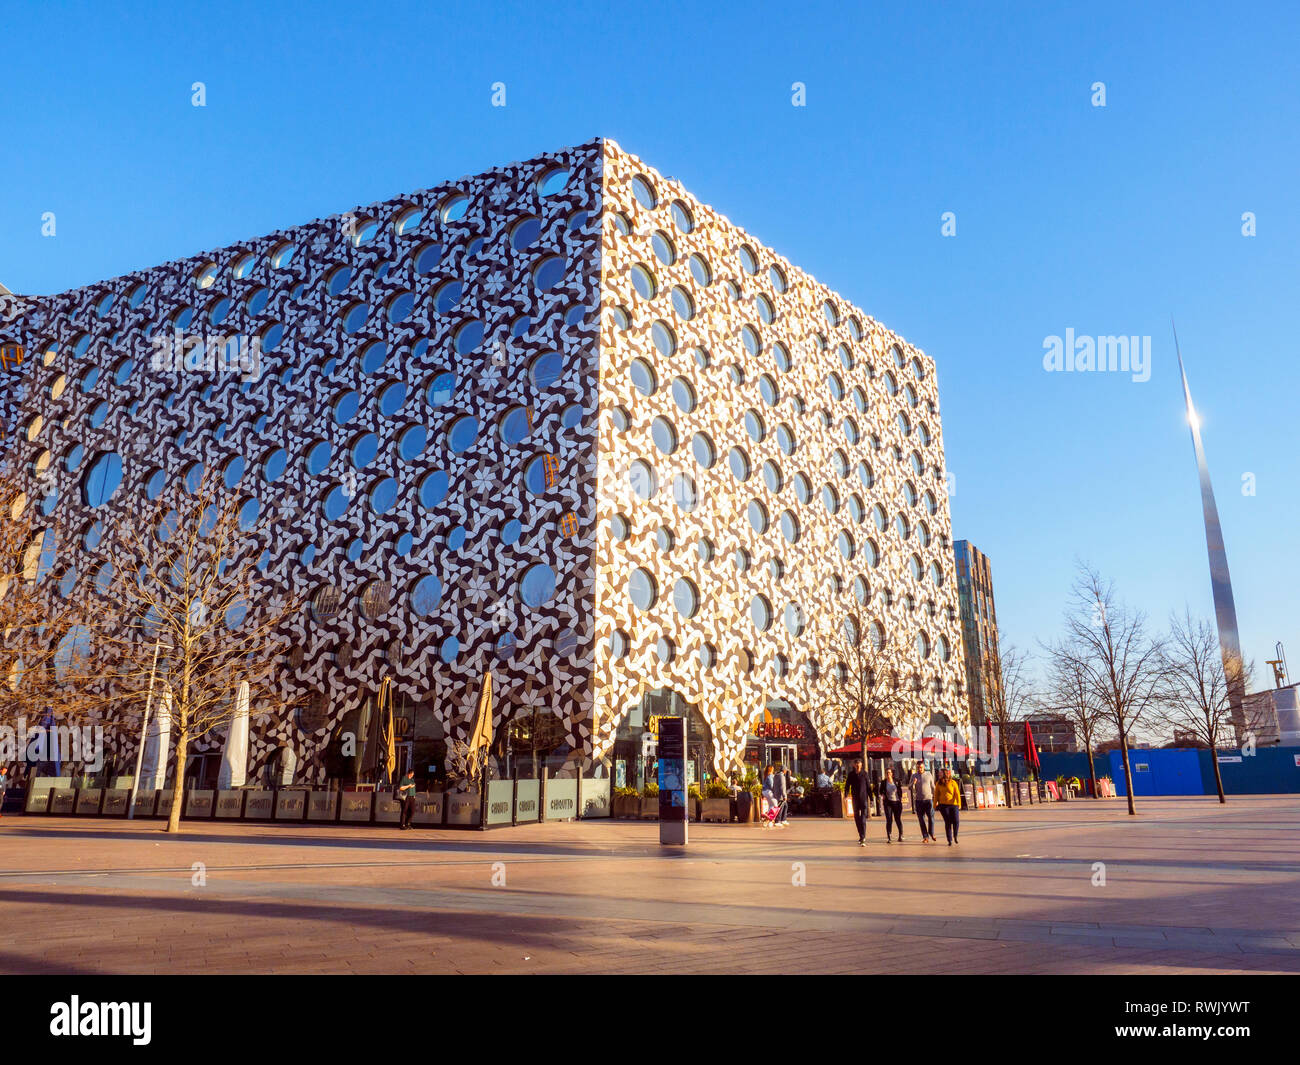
[754,720,806,740]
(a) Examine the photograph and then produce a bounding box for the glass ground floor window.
[611,687,716,791]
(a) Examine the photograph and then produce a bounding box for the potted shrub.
[613,786,638,818]
[640,782,659,820]
[826,779,850,819]
[1056,775,1073,801]
[701,779,730,822]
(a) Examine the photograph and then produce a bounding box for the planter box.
[215,790,245,819]
[155,789,176,820]
[613,794,637,818]
[339,792,374,822]
[446,792,480,825]
[130,790,157,818]
[274,791,306,820]
[75,788,103,815]
[412,791,444,825]
[101,789,130,816]
[242,790,275,819]
[307,791,339,821]
[700,797,730,823]
[374,795,402,823]
[49,788,76,815]
[184,790,214,819]
[639,796,659,820]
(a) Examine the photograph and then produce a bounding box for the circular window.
[394,205,425,235]
[747,500,769,533]
[651,320,677,357]
[672,473,698,512]
[673,578,699,618]
[652,230,676,265]
[672,376,697,413]
[631,175,657,209]
[341,302,368,334]
[688,253,711,287]
[762,460,783,494]
[534,255,566,291]
[751,595,773,631]
[780,510,800,542]
[628,567,657,611]
[310,585,342,622]
[744,409,765,442]
[387,291,415,324]
[519,563,557,607]
[670,286,695,320]
[629,460,657,500]
[838,531,855,559]
[631,263,657,301]
[671,200,693,232]
[784,603,805,636]
[529,351,563,389]
[629,358,657,396]
[82,451,123,507]
[652,416,678,454]
[691,432,716,469]
[729,447,751,482]
[537,167,569,196]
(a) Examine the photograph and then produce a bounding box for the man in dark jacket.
[845,758,870,846]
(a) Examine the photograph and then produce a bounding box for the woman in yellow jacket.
[934,768,963,846]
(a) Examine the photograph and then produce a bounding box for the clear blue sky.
[4,0,1297,686]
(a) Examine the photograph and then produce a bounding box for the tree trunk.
[1211,749,1226,804]
[1085,743,1097,799]
[167,728,189,833]
[1117,727,1136,816]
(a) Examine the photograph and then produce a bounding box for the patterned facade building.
[953,539,1001,726]
[2,139,969,785]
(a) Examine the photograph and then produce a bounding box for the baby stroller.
[761,792,789,829]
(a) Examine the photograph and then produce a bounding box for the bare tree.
[980,639,1033,803]
[808,616,924,783]
[1040,635,1109,798]
[80,476,302,832]
[1059,564,1167,816]
[1158,610,1251,804]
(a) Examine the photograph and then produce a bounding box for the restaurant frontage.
[611,687,717,792]
[743,701,822,779]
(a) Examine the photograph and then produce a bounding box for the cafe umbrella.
[368,677,397,787]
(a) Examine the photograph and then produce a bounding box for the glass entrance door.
[766,743,797,771]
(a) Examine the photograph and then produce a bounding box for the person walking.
[396,768,418,829]
[882,768,904,842]
[935,767,962,845]
[0,766,8,818]
[845,758,870,847]
[910,761,936,842]
[772,762,789,825]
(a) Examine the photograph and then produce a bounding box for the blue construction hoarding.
[1039,747,1300,796]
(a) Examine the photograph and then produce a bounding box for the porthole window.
[865,539,880,568]
[729,447,751,482]
[822,484,840,514]
[779,510,800,542]
[762,460,783,494]
[738,245,759,274]
[784,603,805,636]
[751,594,773,631]
[854,576,870,605]
[842,417,860,445]
[747,499,769,533]
[823,300,839,327]
[671,376,697,413]
[858,462,875,489]
[523,454,553,494]
[691,432,716,469]
[499,405,532,445]
[744,409,765,443]
[769,265,788,293]
[333,390,360,425]
[630,358,657,396]
[775,424,795,455]
[397,424,427,461]
[741,325,761,357]
[758,375,779,407]
[652,320,677,357]
[418,469,450,508]
[672,473,698,512]
[433,280,464,314]
[195,263,219,290]
[838,531,855,559]
[773,342,792,373]
[669,286,694,321]
[938,635,951,661]
[733,547,751,574]
[670,200,693,232]
[414,242,443,275]
[533,255,566,291]
[652,230,676,265]
[631,175,657,209]
[611,405,631,432]
[642,414,677,455]
[688,253,711,287]
[610,514,630,541]
[386,291,415,324]
[896,513,910,540]
[322,484,350,521]
[629,460,657,500]
[910,554,924,581]
[520,562,557,607]
[411,574,443,615]
[342,302,368,334]
[631,263,657,300]
[439,192,469,222]
[82,451,123,508]
[930,562,945,586]
[529,350,563,389]
[673,578,699,619]
[628,567,657,610]
[793,474,812,505]
[696,536,715,563]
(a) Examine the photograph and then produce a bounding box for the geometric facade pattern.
[3,138,968,781]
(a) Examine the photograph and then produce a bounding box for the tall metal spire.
[1173,320,1247,728]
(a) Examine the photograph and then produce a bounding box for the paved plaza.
[1,796,1297,974]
